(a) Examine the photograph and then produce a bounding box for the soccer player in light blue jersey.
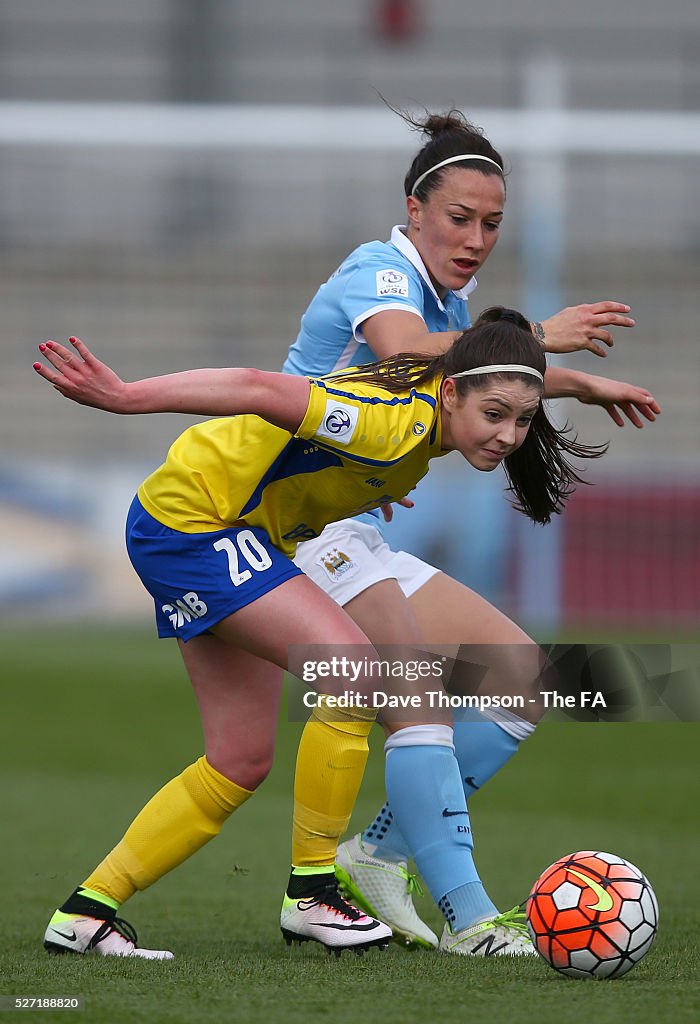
[283,108,660,955]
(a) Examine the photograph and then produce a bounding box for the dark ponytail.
[503,406,605,524]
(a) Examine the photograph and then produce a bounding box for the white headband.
[451,363,544,383]
[411,154,503,195]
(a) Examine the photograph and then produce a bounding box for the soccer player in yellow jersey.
[34,307,604,958]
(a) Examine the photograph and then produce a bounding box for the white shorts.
[293,519,439,607]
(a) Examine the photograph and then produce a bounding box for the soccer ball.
[526,851,659,979]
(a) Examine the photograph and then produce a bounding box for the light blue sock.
[361,802,410,862]
[440,881,498,932]
[363,719,525,856]
[384,739,495,927]
[453,715,522,798]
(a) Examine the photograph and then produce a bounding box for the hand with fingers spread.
[577,373,661,428]
[535,301,636,358]
[33,337,129,412]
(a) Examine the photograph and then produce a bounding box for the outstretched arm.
[361,301,635,361]
[533,301,635,358]
[33,337,311,434]
[543,365,660,428]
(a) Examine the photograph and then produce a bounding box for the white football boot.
[335,834,438,950]
[280,878,392,956]
[439,905,536,957]
[44,910,174,959]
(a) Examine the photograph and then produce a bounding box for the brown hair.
[390,106,506,200]
[329,307,606,525]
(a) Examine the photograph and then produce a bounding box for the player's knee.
[206,748,273,792]
[236,758,273,792]
[499,638,545,693]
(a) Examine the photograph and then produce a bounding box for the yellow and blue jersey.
[137,372,446,557]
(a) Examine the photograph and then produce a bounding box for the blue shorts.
[126,496,303,640]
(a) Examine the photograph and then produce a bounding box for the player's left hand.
[577,374,661,428]
[33,337,128,412]
[537,302,635,358]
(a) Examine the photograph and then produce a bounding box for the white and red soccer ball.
[526,851,659,979]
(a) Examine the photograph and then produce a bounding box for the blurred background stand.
[0,0,698,638]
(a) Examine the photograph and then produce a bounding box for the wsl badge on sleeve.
[376,269,409,297]
[315,399,359,445]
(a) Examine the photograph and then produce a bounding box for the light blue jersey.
[282,225,476,377]
[283,225,476,527]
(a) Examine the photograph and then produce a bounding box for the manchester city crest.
[319,546,359,582]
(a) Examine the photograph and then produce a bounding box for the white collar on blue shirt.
[390,225,478,311]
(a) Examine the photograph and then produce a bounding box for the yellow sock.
[292,699,376,867]
[82,756,253,906]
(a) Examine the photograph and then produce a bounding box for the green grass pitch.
[1,626,699,1024]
